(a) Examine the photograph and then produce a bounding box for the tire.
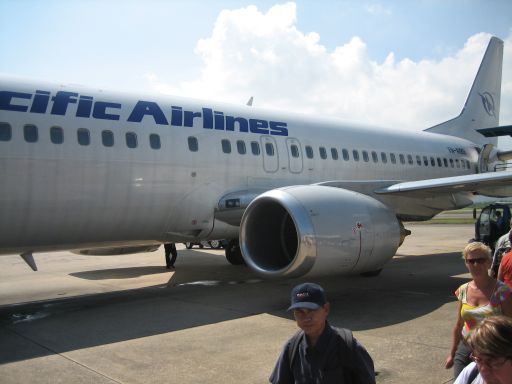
[225,240,245,265]
[209,240,221,249]
[185,242,193,249]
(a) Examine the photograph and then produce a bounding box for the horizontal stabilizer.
[477,125,512,137]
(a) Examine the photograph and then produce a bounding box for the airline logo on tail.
[479,92,496,117]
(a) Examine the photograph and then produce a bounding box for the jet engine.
[239,185,401,278]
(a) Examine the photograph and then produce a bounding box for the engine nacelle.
[240,185,400,278]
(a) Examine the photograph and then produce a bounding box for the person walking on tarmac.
[164,243,177,269]
[269,282,375,384]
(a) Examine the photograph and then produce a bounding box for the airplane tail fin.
[425,36,503,148]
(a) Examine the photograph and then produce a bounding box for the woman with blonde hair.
[445,242,512,378]
[454,315,512,384]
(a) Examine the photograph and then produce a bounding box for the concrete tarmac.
[0,223,475,383]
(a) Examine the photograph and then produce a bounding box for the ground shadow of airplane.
[0,249,470,365]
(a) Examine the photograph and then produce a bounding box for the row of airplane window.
[218,137,471,170]
[0,123,162,149]
[0,122,470,169]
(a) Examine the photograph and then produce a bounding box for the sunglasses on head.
[465,258,488,265]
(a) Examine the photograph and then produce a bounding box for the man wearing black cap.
[269,282,375,384]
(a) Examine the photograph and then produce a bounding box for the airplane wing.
[218,173,512,226]
[374,171,512,197]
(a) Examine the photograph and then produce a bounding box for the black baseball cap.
[288,282,327,311]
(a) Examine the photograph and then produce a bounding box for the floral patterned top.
[456,280,512,340]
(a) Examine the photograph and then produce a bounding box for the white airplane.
[1,36,511,277]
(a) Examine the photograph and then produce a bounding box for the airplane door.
[286,138,303,173]
[478,206,491,240]
[260,136,279,173]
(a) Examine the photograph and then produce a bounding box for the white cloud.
[146,2,512,133]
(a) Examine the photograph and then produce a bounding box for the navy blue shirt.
[269,322,375,384]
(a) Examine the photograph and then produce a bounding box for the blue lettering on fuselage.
[0,89,289,136]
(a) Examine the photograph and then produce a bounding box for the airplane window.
[416,155,421,166]
[430,157,435,166]
[443,158,448,167]
[331,148,338,160]
[265,142,275,156]
[77,128,90,146]
[149,134,161,150]
[423,156,428,166]
[291,144,300,158]
[251,141,260,155]
[0,122,11,141]
[24,124,38,143]
[449,158,454,168]
[381,152,388,164]
[437,158,442,167]
[102,130,114,147]
[305,145,314,159]
[188,136,198,152]
[222,139,231,154]
[126,132,137,148]
[352,150,360,161]
[455,159,460,168]
[371,151,378,163]
[362,150,369,162]
[50,126,63,144]
[237,140,246,155]
[342,149,349,161]
[407,154,413,165]
[390,153,396,164]
[399,154,405,164]
[319,147,327,159]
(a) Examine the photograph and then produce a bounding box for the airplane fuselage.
[0,78,478,254]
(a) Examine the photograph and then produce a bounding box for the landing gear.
[225,240,245,265]
[208,240,222,249]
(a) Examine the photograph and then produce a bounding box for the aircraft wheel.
[185,242,193,249]
[209,240,221,249]
[225,240,245,265]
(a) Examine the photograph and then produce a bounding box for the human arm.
[501,289,512,317]
[445,301,464,369]
[269,342,293,384]
[351,339,376,384]
[498,262,504,282]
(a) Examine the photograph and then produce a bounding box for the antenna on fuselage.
[20,252,38,271]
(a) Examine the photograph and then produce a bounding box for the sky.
[1,0,511,146]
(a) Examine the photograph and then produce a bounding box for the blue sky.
[1,0,511,145]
